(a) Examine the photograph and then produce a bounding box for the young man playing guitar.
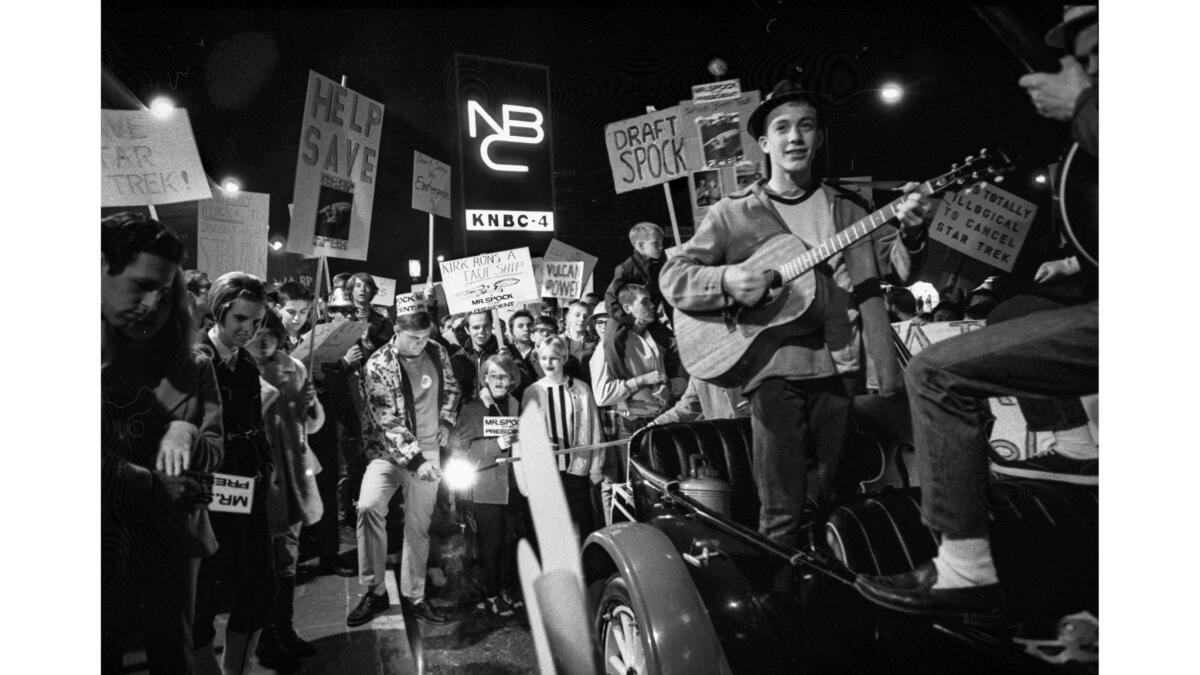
[660,80,933,549]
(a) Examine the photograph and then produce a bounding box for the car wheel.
[593,574,651,675]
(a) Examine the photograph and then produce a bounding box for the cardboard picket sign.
[929,183,1037,273]
[199,473,256,514]
[371,275,397,307]
[540,260,584,300]
[101,108,213,206]
[678,91,763,172]
[196,188,270,280]
[439,247,540,315]
[412,151,451,219]
[543,239,598,293]
[604,106,692,194]
[287,70,385,261]
[483,416,519,437]
[394,292,427,317]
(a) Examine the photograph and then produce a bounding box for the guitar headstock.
[927,147,1015,196]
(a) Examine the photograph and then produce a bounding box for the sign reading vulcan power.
[456,54,556,236]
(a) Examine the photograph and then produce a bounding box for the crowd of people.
[100,6,1098,671]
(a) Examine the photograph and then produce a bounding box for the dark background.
[101,2,1070,295]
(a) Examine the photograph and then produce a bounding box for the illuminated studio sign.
[456,54,556,241]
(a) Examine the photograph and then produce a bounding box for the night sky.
[101,2,1070,293]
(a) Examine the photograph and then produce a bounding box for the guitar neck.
[778,182,930,283]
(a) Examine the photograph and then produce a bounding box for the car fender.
[583,522,732,675]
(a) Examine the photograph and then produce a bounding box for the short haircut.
[628,221,664,245]
[509,309,534,326]
[208,272,268,324]
[567,300,591,314]
[617,283,649,307]
[396,310,434,333]
[350,272,378,299]
[331,272,352,289]
[479,353,522,391]
[467,309,494,324]
[184,270,210,296]
[533,314,558,332]
[102,212,186,275]
[278,281,313,303]
[887,286,917,315]
[258,308,289,344]
[537,335,567,358]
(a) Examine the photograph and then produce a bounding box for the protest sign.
[929,184,1037,273]
[412,151,451,219]
[439,247,540,315]
[287,71,385,261]
[102,109,213,206]
[543,239,598,290]
[540,260,584,300]
[201,473,256,514]
[605,106,693,194]
[691,78,741,104]
[290,319,364,369]
[892,319,1051,462]
[196,188,269,279]
[394,292,427,316]
[371,275,396,307]
[679,91,762,172]
[483,416,519,437]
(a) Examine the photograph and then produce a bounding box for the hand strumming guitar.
[722,264,770,307]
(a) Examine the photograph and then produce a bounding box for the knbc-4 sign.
[456,54,556,241]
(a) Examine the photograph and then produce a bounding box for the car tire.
[592,573,652,675]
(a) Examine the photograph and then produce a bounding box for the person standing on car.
[659,80,932,549]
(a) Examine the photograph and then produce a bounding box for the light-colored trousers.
[356,457,440,600]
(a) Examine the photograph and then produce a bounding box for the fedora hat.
[1045,5,1097,48]
[748,80,817,139]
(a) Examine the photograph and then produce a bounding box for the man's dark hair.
[184,270,210,296]
[467,309,494,324]
[278,281,314,303]
[509,309,534,326]
[886,286,917,316]
[266,286,282,307]
[396,310,434,333]
[102,212,186,275]
[534,314,558,332]
[259,307,289,345]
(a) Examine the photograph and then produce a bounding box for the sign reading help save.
[101,109,213,207]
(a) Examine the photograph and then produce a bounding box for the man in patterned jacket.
[346,307,461,627]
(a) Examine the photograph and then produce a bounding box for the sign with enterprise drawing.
[456,54,556,234]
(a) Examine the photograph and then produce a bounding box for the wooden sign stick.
[646,105,684,250]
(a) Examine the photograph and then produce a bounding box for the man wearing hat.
[660,80,933,549]
[855,6,1099,619]
[347,296,461,627]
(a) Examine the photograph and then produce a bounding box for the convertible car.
[579,417,1098,674]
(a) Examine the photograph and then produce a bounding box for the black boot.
[275,576,317,657]
[253,626,300,673]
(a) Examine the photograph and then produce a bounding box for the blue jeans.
[908,300,1098,538]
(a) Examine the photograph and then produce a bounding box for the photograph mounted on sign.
[456,54,555,249]
[691,170,722,208]
[679,91,762,174]
[735,161,764,191]
[288,70,384,261]
[101,109,213,207]
[197,187,270,280]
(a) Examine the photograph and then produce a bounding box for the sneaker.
[347,590,391,627]
[991,449,1098,486]
[476,595,515,618]
[499,588,524,610]
[406,598,449,625]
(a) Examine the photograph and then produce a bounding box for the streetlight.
[270,237,285,252]
[221,179,241,194]
[149,96,175,118]
[822,83,906,176]
[878,82,904,105]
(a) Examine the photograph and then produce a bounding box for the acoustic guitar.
[675,150,1012,387]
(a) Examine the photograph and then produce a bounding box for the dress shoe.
[254,627,300,673]
[279,627,317,657]
[854,561,1004,621]
[406,598,449,625]
[347,590,391,627]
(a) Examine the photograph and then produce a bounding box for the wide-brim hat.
[1045,5,1097,48]
[748,80,814,139]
